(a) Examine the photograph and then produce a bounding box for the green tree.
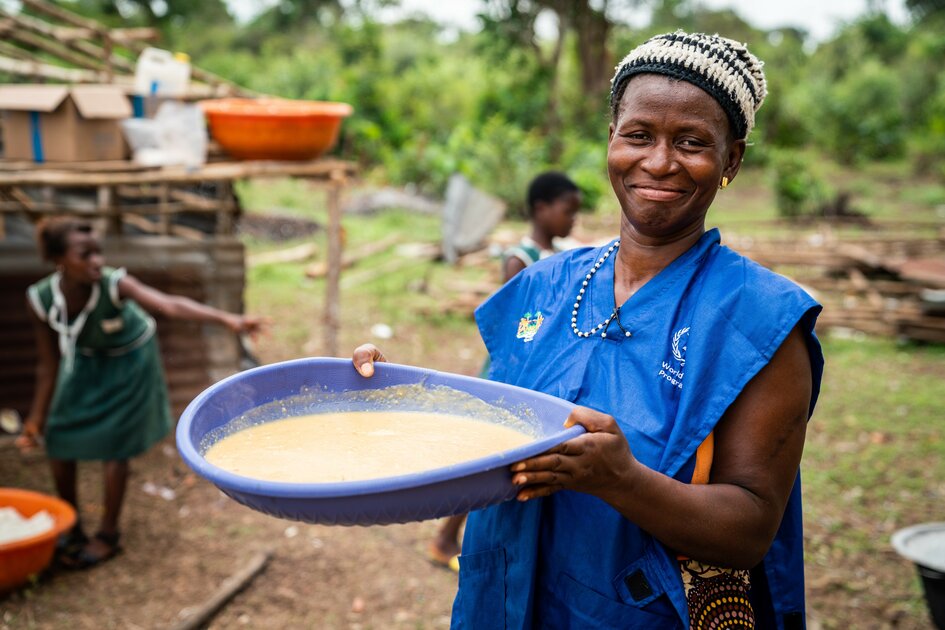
[906,0,945,19]
[51,0,233,26]
[804,60,906,163]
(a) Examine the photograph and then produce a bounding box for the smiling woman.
[608,74,743,248]
[353,31,825,630]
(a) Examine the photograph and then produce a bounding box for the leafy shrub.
[558,134,609,211]
[769,150,830,219]
[799,61,906,164]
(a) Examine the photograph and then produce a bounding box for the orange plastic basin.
[0,488,76,593]
[201,98,353,161]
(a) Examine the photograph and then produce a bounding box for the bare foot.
[428,538,461,570]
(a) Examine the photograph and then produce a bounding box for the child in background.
[501,171,582,279]
[429,171,582,570]
[16,217,266,569]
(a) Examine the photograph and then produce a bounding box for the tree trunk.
[544,12,567,162]
[572,4,612,118]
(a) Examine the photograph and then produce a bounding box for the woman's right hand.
[352,343,388,377]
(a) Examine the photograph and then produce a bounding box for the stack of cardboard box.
[0,84,131,162]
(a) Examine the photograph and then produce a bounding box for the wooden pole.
[0,18,107,71]
[98,185,121,235]
[324,170,345,357]
[20,0,105,32]
[101,32,113,82]
[216,181,234,235]
[157,183,170,235]
[0,39,32,60]
[169,549,272,630]
[0,54,105,83]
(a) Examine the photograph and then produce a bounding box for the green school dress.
[502,236,559,269]
[27,267,172,461]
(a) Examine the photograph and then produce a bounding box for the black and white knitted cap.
[610,31,767,140]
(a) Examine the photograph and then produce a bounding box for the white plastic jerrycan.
[134,47,191,97]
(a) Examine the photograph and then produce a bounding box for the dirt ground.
[0,290,496,630]
[1,436,459,629]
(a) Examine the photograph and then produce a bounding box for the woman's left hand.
[510,406,638,502]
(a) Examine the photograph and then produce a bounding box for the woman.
[16,217,265,568]
[355,32,823,629]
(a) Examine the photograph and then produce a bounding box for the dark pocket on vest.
[454,547,507,630]
[543,571,681,629]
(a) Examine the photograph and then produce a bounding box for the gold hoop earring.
[719,177,729,190]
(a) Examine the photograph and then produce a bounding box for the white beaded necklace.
[570,239,632,339]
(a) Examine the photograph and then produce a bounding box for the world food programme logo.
[672,326,690,366]
[517,311,544,342]
[659,326,690,390]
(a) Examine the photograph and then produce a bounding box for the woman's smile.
[629,182,688,203]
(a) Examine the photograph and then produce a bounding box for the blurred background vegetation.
[1,4,942,627]
[13,0,945,217]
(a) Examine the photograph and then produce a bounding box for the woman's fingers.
[512,448,574,473]
[564,406,619,433]
[513,469,569,486]
[516,483,562,501]
[352,343,387,377]
[510,416,634,500]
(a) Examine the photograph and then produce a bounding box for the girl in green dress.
[16,217,265,568]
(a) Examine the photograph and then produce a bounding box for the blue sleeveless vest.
[452,229,824,630]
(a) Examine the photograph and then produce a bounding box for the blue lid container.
[176,357,581,526]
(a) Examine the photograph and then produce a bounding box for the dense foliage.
[37,0,945,216]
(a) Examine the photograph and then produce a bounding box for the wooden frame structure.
[0,0,247,98]
[0,158,357,356]
[0,0,363,421]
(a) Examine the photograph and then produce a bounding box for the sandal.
[54,525,89,560]
[428,542,460,574]
[62,531,122,570]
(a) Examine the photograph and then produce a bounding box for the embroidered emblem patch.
[672,327,690,366]
[659,327,690,390]
[516,311,544,342]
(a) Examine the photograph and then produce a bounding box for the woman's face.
[535,190,581,239]
[56,230,104,284]
[608,74,745,241]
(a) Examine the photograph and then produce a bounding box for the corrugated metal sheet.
[0,236,245,419]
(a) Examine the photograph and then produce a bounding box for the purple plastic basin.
[176,357,581,526]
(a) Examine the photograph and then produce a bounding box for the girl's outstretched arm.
[118,273,266,335]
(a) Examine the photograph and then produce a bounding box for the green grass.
[800,335,945,625]
[236,178,319,220]
[805,336,945,505]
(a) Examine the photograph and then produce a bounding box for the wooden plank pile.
[727,228,945,343]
